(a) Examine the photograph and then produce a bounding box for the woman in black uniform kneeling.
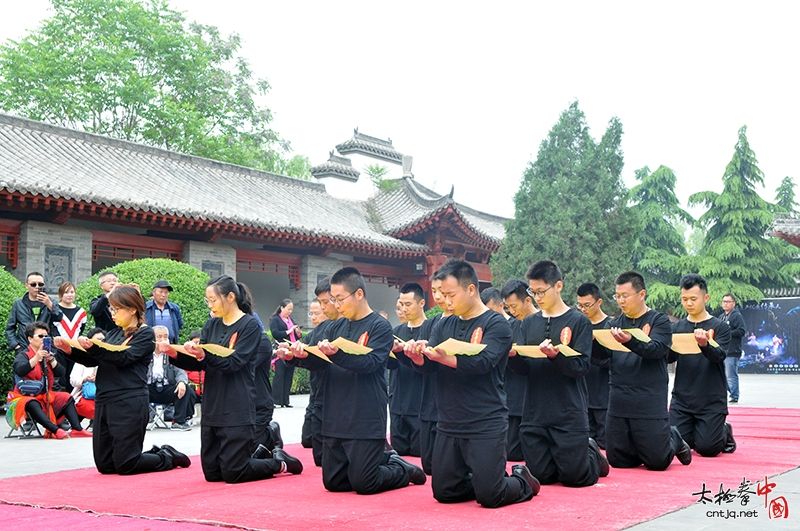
[162,275,302,483]
[55,285,190,474]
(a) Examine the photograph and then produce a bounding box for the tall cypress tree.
[774,176,798,214]
[689,126,794,306]
[629,165,693,312]
[491,101,639,302]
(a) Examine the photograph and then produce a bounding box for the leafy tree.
[75,258,210,344]
[364,163,399,193]
[774,176,798,214]
[629,165,694,313]
[0,0,309,178]
[689,126,795,308]
[491,101,640,305]
[0,268,27,394]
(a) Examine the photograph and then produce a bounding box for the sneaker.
[171,422,191,431]
[70,429,92,438]
[54,428,69,440]
[729,398,738,404]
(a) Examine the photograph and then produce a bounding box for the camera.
[42,337,52,354]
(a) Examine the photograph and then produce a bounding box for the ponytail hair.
[108,285,146,336]
[208,275,254,315]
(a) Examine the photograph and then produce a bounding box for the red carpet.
[2,407,800,531]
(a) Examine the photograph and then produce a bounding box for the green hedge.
[0,267,27,394]
[75,258,210,344]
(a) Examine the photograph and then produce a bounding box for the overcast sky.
[1,1,798,218]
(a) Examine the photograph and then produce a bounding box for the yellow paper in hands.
[513,344,582,358]
[303,345,332,363]
[90,339,130,351]
[592,330,631,352]
[199,343,235,357]
[433,338,486,356]
[671,333,721,354]
[624,328,652,342]
[63,338,87,352]
[330,337,373,355]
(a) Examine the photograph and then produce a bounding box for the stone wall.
[182,241,237,280]
[16,221,93,287]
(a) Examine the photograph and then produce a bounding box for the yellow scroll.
[592,330,630,352]
[672,333,721,354]
[513,344,582,358]
[303,345,332,363]
[432,338,486,356]
[330,337,373,355]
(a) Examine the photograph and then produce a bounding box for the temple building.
[0,114,506,325]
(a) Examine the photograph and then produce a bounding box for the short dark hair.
[722,293,736,303]
[432,259,478,290]
[480,287,502,306]
[25,321,49,339]
[400,282,424,301]
[680,273,707,293]
[189,330,202,341]
[314,277,332,296]
[501,279,529,301]
[331,266,367,296]
[615,271,646,292]
[85,327,106,339]
[526,260,562,285]
[26,272,44,282]
[98,270,117,280]
[576,282,603,300]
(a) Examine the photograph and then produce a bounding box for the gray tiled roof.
[772,214,800,237]
[370,178,507,243]
[336,130,403,164]
[0,114,426,254]
[310,152,360,182]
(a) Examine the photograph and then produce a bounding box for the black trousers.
[606,415,679,471]
[390,413,421,456]
[201,424,282,483]
[670,405,726,457]
[322,437,410,494]
[310,405,324,467]
[419,419,437,475]
[272,360,294,406]
[94,395,173,475]
[507,415,524,461]
[302,403,315,448]
[25,396,82,434]
[519,425,601,487]
[148,384,197,424]
[588,408,608,449]
[432,433,534,508]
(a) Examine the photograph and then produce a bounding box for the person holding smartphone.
[7,321,88,439]
[5,272,62,354]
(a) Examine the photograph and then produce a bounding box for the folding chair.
[5,410,44,439]
[147,403,171,430]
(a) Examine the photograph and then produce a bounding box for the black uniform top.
[172,314,262,427]
[294,311,393,440]
[507,308,591,429]
[505,319,527,416]
[389,321,429,416]
[668,317,731,413]
[68,325,154,406]
[300,319,334,408]
[718,308,746,357]
[417,310,511,438]
[587,316,611,409]
[89,293,118,333]
[594,310,672,419]
[255,334,274,426]
[418,314,441,422]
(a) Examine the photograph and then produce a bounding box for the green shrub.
[0,267,27,394]
[425,306,443,319]
[75,258,210,344]
[292,367,310,394]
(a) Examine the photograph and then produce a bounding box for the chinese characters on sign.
[694,477,789,520]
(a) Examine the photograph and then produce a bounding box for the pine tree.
[629,165,694,313]
[689,126,794,306]
[491,101,640,303]
[774,176,798,214]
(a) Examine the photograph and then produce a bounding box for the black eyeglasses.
[29,282,45,287]
[33,334,48,339]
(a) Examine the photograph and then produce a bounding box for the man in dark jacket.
[89,270,119,332]
[145,280,184,344]
[718,293,746,404]
[6,272,61,353]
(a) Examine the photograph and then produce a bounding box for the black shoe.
[511,465,541,497]
[671,426,692,465]
[723,422,737,453]
[268,421,283,449]
[729,398,738,404]
[160,444,191,468]
[145,445,161,454]
[252,443,272,460]
[589,438,609,477]
[389,453,426,485]
[273,448,303,475]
